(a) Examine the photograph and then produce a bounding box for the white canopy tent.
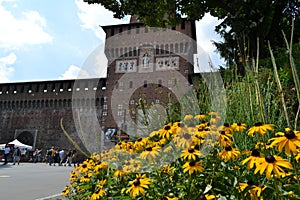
[8,139,32,150]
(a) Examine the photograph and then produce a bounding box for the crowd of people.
[1,145,78,167]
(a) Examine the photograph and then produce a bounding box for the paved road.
[0,162,73,200]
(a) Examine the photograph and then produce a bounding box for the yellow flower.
[91,188,106,200]
[80,173,92,182]
[217,130,233,147]
[231,122,247,132]
[218,146,240,162]
[61,186,70,196]
[241,149,264,169]
[269,128,300,155]
[254,155,293,179]
[163,197,179,200]
[296,150,300,161]
[140,146,160,160]
[159,123,174,139]
[194,114,207,121]
[126,174,151,198]
[184,114,194,121]
[182,161,204,175]
[199,194,215,200]
[237,182,266,200]
[218,123,234,136]
[78,160,91,174]
[181,147,201,160]
[113,166,129,178]
[248,122,274,136]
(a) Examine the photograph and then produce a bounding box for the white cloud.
[59,65,81,80]
[0,1,53,50]
[0,52,16,83]
[75,0,129,40]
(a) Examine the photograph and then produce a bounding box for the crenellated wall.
[0,78,107,152]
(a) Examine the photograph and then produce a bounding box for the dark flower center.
[251,149,260,157]
[199,195,207,200]
[137,138,143,142]
[204,128,210,131]
[237,122,242,126]
[224,123,230,127]
[133,163,138,168]
[188,148,195,153]
[133,179,141,186]
[247,180,254,185]
[265,155,276,163]
[183,133,191,139]
[225,146,232,151]
[254,122,263,126]
[146,147,153,151]
[164,125,171,130]
[189,161,196,167]
[198,128,204,131]
[211,114,216,118]
[284,130,296,139]
[178,122,185,127]
[83,175,89,178]
[82,164,87,168]
[219,130,226,135]
[117,166,122,170]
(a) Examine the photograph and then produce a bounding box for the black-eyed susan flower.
[218,123,234,136]
[78,160,91,174]
[113,166,129,178]
[237,182,266,199]
[181,147,201,160]
[184,114,194,121]
[296,150,300,161]
[61,186,70,196]
[80,173,92,182]
[218,146,240,162]
[254,155,293,179]
[159,123,174,139]
[174,132,194,149]
[231,122,247,132]
[269,128,300,155]
[194,113,207,121]
[182,161,204,175]
[125,174,151,198]
[248,122,274,137]
[140,146,160,160]
[209,113,221,124]
[241,149,264,169]
[217,130,233,147]
[91,188,106,200]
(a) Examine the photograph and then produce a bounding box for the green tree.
[84,0,300,66]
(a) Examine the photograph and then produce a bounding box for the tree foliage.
[84,0,300,65]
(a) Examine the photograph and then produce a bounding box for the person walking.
[64,150,72,167]
[13,147,21,165]
[59,149,65,166]
[3,145,10,165]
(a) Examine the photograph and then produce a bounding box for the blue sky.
[0,0,224,83]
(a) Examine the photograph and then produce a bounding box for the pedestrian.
[64,150,72,166]
[13,147,21,165]
[48,147,55,166]
[3,144,10,165]
[59,149,65,166]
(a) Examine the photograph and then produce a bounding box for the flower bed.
[62,113,300,200]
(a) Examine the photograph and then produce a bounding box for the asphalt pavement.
[0,162,73,200]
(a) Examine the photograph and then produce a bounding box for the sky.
[0,0,224,84]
